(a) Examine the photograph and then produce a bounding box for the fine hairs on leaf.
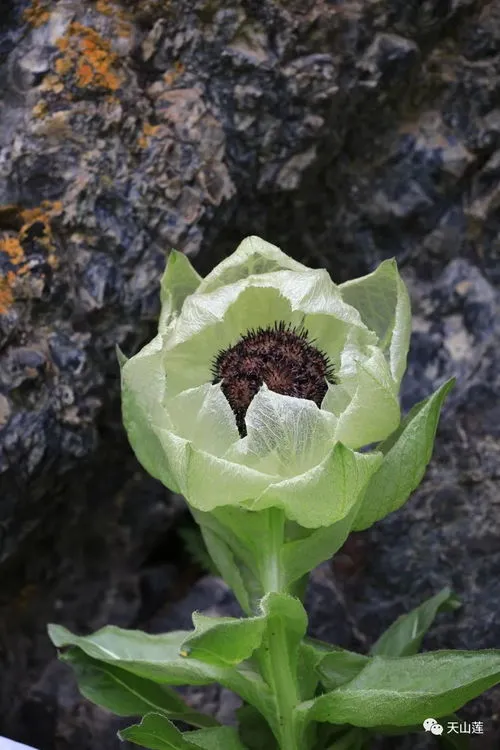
[48,239,500,750]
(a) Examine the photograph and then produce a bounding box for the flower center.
[211,322,335,437]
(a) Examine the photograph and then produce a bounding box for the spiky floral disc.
[212,322,335,437]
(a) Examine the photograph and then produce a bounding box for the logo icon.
[423,718,444,735]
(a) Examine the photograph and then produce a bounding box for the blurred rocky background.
[0,0,499,748]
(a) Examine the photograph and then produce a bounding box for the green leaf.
[306,642,370,690]
[371,587,461,657]
[192,506,271,615]
[119,713,199,749]
[60,649,218,728]
[180,612,266,667]
[187,726,249,750]
[121,713,250,750]
[197,522,254,615]
[281,501,361,588]
[354,378,455,531]
[298,650,500,728]
[236,705,278,750]
[49,624,215,686]
[180,591,306,671]
[48,623,272,721]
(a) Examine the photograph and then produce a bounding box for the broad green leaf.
[187,725,249,750]
[236,705,278,750]
[49,624,215,686]
[309,644,370,690]
[180,612,266,667]
[119,712,199,749]
[60,649,218,728]
[354,379,455,531]
[180,591,306,670]
[197,505,274,576]
[197,523,253,615]
[299,650,500,728]
[281,500,361,588]
[159,249,202,333]
[48,623,272,720]
[371,587,461,657]
[297,640,323,701]
[260,591,308,645]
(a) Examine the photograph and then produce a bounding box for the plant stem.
[267,617,302,750]
[258,508,303,750]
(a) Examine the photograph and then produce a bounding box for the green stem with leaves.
[255,509,305,750]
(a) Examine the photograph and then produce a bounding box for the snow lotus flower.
[120,237,411,529]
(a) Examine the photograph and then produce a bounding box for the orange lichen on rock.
[0,201,62,314]
[23,0,50,28]
[0,274,15,315]
[53,23,123,92]
[0,236,26,314]
[20,201,61,269]
[21,200,63,227]
[0,236,25,267]
[137,121,161,149]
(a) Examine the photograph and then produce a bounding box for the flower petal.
[159,250,202,334]
[225,385,337,477]
[339,259,411,384]
[163,283,297,396]
[244,268,377,366]
[181,447,277,512]
[165,382,240,456]
[121,333,181,492]
[333,347,401,449]
[196,235,309,295]
[163,268,375,398]
[249,443,383,528]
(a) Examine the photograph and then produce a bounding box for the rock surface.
[0,0,499,748]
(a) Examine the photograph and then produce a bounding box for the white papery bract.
[121,237,411,528]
